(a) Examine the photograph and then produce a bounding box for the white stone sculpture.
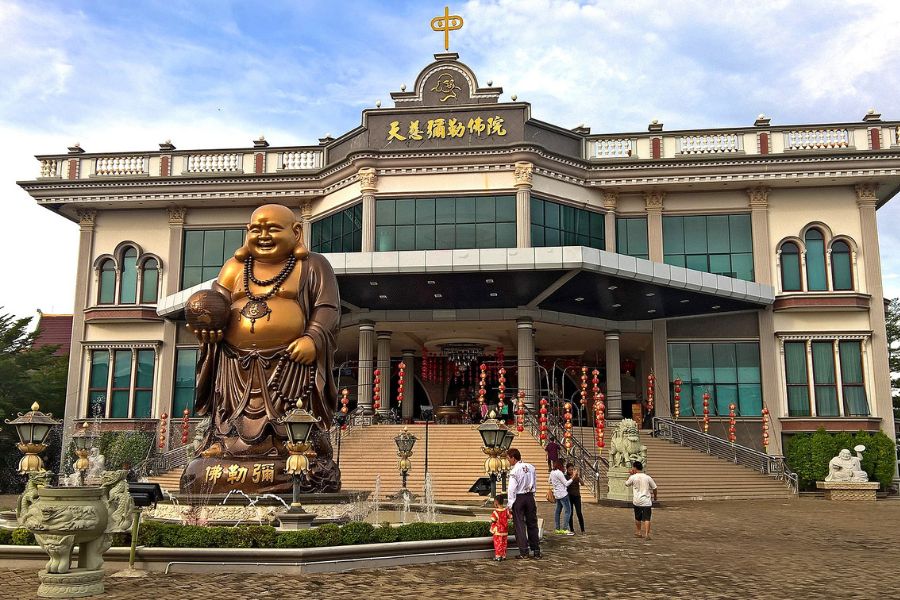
[825,448,868,483]
[86,448,105,482]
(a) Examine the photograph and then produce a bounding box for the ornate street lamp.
[478,412,509,499]
[279,399,319,513]
[72,422,99,486]
[5,401,60,474]
[394,426,417,496]
[498,428,516,491]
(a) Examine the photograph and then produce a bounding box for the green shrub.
[785,428,897,490]
[11,528,35,545]
[371,522,399,544]
[274,529,318,548]
[313,523,341,547]
[96,431,155,470]
[0,529,11,545]
[340,521,374,545]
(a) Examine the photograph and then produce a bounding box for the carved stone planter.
[816,481,880,501]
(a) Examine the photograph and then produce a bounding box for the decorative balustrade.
[95,156,148,176]
[593,138,634,159]
[784,128,851,150]
[679,133,742,154]
[185,153,242,173]
[39,158,61,178]
[280,150,323,170]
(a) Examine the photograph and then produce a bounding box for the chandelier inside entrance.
[440,343,485,372]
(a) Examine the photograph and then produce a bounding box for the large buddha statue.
[825,448,868,483]
[179,204,342,495]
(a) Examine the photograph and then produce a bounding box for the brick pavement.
[2,498,898,599]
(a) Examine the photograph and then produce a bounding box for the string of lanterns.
[762,405,770,451]
[181,409,190,445]
[673,377,682,420]
[497,367,507,415]
[516,390,526,433]
[728,403,737,444]
[563,401,573,451]
[702,390,710,433]
[592,369,605,450]
[647,373,655,414]
[396,361,405,408]
[340,388,350,429]
[372,368,381,412]
[158,412,168,450]
[539,397,549,443]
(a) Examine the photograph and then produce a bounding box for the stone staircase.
[145,469,182,495]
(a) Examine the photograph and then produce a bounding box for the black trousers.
[568,493,584,532]
[511,493,541,556]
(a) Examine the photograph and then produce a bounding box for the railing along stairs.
[652,417,798,495]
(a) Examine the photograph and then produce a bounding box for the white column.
[359,168,377,252]
[606,331,623,420]
[300,199,313,250]
[516,318,536,410]
[357,322,375,414]
[644,191,665,262]
[376,331,392,417]
[602,190,618,253]
[401,349,415,422]
[651,320,671,418]
[514,162,533,248]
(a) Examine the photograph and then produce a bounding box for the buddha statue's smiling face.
[246,204,301,262]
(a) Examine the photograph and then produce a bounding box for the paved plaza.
[2,497,898,599]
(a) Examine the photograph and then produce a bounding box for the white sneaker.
[565,530,575,536]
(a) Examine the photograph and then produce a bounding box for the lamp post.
[5,401,60,475]
[279,399,319,514]
[422,408,434,478]
[72,422,99,486]
[499,429,515,492]
[394,426,417,499]
[478,412,510,499]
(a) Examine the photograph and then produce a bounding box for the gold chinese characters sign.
[205,462,276,486]
[387,114,507,142]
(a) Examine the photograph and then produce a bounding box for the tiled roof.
[33,313,73,356]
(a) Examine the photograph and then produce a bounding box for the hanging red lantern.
[478,363,487,412]
[563,401,573,450]
[622,358,636,376]
[516,390,525,433]
[180,409,190,445]
[539,397,549,442]
[673,377,682,420]
[158,412,168,449]
[647,373,655,414]
[373,368,381,411]
[580,366,589,408]
[702,390,710,433]
[397,361,405,408]
[497,367,507,416]
[762,406,770,451]
[728,403,737,444]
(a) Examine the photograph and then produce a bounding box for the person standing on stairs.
[544,437,561,472]
[506,448,542,559]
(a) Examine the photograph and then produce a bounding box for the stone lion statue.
[609,418,647,470]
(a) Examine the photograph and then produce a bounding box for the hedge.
[785,428,896,490]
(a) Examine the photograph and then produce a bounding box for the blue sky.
[2,0,900,318]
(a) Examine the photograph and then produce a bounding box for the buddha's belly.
[225,296,307,350]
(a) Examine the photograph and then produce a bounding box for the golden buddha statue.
[180,204,342,495]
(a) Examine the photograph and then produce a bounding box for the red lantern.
[397,361,405,407]
[702,391,710,433]
[728,403,737,444]
[373,368,381,411]
[158,412,168,449]
[478,363,487,412]
[516,391,525,433]
[498,367,507,416]
[580,366,588,408]
[673,377,682,420]
[181,409,190,445]
[647,373,655,414]
[761,406,770,451]
[539,397,549,442]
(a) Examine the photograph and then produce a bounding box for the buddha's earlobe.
[234,244,250,261]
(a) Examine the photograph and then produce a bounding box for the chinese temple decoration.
[728,403,737,444]
[373,368,381,411]
[340,388,350,430]
[647,373,655,414]
[421,348,429,383]
[495,346,505,383]
[478,363,487,411]
[516,390,526,433]
[593,369,605,450]
[158,412,168,449]
[497,367,507,415]
[181,409,190,445]
[397,360,405,408]
[622,358,636,376]
[673,377,682,420]
[580,366,589,409]
[762,406,770,451]
[539,397,549,443]
[563,401,573,451]
[702,390,710,433]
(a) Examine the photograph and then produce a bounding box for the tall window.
[663,214,753,281]
[87,348,156,418]
[531,197,604,249]
[668,342,762,416]
[109,350,133,418]
[133,350,155,418]
[811,341,838,416]
[784,342,810,416]
[804,229,827,291]
[838,341,867,416]
[98,259,116,304]
[376,195,516,251]
[88,351,110,417]
[119,248,138,304]
[141,259,159,303]
[311,204,362,253]
[616,217,649,259]
[780,242,802,291]
[831,240,853,291]
[182,229,246,289]
[173,348,198,417]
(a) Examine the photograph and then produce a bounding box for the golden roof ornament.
[431,6,463,51]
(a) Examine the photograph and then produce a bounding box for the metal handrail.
[652,417,798,494]
[135,443,193,479]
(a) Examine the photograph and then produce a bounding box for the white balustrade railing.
[185,153,242,173]
[679,133,742,154]
[785,128,851,150]
[593,138,634,159]
[95,156,148,176]
[39,158,61,178]
[280,150,323,170]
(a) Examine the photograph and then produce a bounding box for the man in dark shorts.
[624,460,657,539]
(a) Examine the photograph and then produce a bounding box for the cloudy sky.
[2,0,899,319]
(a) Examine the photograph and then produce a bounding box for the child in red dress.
[490,493,510,561]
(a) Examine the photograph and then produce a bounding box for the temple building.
[19,51,900,474]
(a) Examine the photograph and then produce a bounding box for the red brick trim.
[758,132,769,155]
[84,307,163,322]
[73,419,158,433]
[160,155,171,177]
[254,152,265,174]
[773,294,869,311]
[868,128,881,150]
[67,158,79,179]
[779,418,881,432]
[651,137,661,159]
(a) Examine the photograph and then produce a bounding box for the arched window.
[780,242,802,291]
[804,229,827,291]
[141,259,159,303]
[831,240,853,291]
[98,259,116,304]
[118,248,138,304]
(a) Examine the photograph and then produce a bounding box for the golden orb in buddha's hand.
[185,289,231,331]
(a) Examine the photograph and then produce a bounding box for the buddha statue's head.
[839,449,852,460]
[235,204,308,263]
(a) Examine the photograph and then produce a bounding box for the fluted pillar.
[514,162,533,248]
[357,321,375,414]
[516,319,536,409]
[300,199,313,250]
[644,191,665,262]
[376,331,392,417]
[602,190,618,253]
[359,168,377,252]
[605,331,622,420]
[156,206,187,446]
[401,349,415,422]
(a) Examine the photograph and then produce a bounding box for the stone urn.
[18,470,134,598]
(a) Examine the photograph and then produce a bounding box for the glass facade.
[616,217,649,259]
[311,204,362,253]
[668,342,762,416]
[376,195,516,250]
[531,197,604,249]
[88,348,155,418]
[182,229,246,289]
[663,214,754,281]
[174,348,198,417]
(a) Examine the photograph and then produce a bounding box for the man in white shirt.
[506,448,541,559]
[624,460,657,539]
